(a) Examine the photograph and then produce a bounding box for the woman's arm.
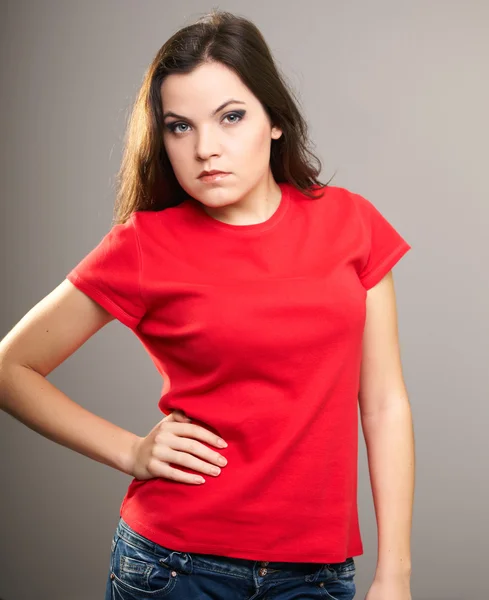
[0,279,140,476]
[359,271,415,583]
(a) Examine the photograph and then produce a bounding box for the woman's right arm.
[0,279,228,483]
[0,279,140,476]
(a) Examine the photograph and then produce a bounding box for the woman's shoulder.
[293,183,366,218]
[131,201,191,228]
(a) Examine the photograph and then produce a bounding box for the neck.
[202,176,282,226]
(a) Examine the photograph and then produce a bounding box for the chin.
[195,188,238,207]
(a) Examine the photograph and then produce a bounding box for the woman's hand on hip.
[128,410,228,484]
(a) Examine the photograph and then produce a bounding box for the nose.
[195,125,221,161]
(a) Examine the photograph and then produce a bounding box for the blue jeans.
[105,517,356,599]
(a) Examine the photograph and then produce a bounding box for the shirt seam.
[67,271,143,326]
[129,214,147,312]
[360,242,411,288]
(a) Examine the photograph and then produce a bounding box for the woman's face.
[161,61,282,210]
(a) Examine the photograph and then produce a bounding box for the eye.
[165,110,245,135]
[166,122,190,134]
[223,110,245,124]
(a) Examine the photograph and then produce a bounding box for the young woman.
[0,10,414,600]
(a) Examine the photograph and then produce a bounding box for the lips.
[199,170,229,178]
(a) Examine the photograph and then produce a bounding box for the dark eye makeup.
[164,110,246,134]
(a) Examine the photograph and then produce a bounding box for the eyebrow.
[162,99,246,122]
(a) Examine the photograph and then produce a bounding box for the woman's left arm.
[359,270,415,600]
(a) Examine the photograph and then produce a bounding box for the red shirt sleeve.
[65,215,146,329]
[353,192,412,290]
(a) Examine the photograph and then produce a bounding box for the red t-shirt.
[66,182,411,562]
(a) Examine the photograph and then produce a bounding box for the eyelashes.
[164,110,246,135]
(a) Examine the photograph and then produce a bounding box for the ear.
[271,126,283,140]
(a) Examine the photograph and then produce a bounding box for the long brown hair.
[113,9,335,225]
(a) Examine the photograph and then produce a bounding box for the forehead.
[161,61,255,110]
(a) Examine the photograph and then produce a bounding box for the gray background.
[1,1,487,599]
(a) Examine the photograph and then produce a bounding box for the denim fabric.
[105,517,356,599]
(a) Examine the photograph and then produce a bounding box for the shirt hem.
[360,242,411,290]
[66,271,142,329]
[119,511,364,563]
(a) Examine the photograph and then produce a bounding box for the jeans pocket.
[111,536,179,598]
[315,559,356,600]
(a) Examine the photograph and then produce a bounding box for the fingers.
[172,410,192,423]
[169,435,227,470]
[147,459,207,485]
[166,410,192,423]
[151,412,228,484]
[164,416,227,451]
